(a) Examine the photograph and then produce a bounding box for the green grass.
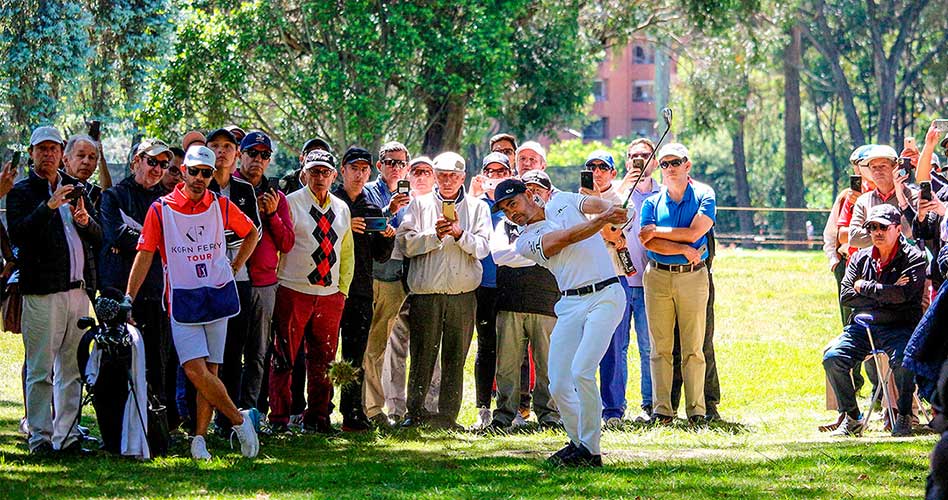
[0,249,936,499]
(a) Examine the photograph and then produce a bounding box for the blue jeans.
[599,279,633,419]
[630,286,652,409]
[823,323,915,416]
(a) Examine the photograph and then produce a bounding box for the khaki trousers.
[363,280,407,418]
[644,264,709,418]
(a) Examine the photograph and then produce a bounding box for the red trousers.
[268,286,345,426]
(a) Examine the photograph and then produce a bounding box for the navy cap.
[342,146,372,166]
[206,128,238,146]
[491,179,528,212]
[302,137,332,155]
[482,152,511,170]
[863,204,902,228]
[240,131,272,151]
[584,150,615,170]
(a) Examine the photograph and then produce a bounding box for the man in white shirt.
[494,178,627,467]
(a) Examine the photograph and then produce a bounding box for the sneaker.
[633,406,652,423]
[892,414,913,437]
[191,435,212,460]
[511,414,530,429]
[302,420,338,435]
[389,414,405,426]
[268,422,292,435]
[472,406,491,430]
[480,420,509,434]
[288,414,304,431]
[18,417,30,436]
[604,417,623,429]
[557,443,602,467]
[231,409,260,458]
[539,419,564,431]
[519,407,531,420]
[829,414,866,437]
[547,442,578,465]
[30,441,54,457]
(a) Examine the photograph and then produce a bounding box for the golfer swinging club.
[493,178,627,467]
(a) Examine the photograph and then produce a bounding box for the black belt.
[649,259,706,273]
[67,280,86,290]
[561,277,620,297]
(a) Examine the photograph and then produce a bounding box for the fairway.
[0,249,936,499]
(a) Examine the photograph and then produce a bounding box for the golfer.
[126,145,260,459]
[493,178,627,467]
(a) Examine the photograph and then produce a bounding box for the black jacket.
[494,219,559,317]
[840,238,926,327]
[332,185,394,299]
[278,168,304,195]
[209,175,262,248]
[7,171,102,296]
[98,176,166,298]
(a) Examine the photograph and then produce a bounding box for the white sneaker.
[18,417,29,436]
[510,414,529,429]
[473,406,492,430]
[231,409,260,458]
[191,435,212,460]
[288,413,304,431]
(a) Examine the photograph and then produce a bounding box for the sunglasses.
[492,147,516,156]
[659,158,686,169]
[867,222,893,232]
[585,162,614,172]
[145,157,171,169]
[382,159,408,169]
[187,166,214,178]
[244,149,272,160]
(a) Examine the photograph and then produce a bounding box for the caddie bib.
[160,194,240,324]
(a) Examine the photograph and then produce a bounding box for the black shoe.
[30,441,55,457]
[705,406,722,422]
[547,442,578,465]
[400,415,427,429]
[269,422,292,435]
[892,414,914,437]
[389,414,405,426]
[430,416,464,432]
[342,417,372,433]
[59,440,91,456]
[479,420,509,434]
[303,420,338,435]
[649,413,674,426]
[539,419,564,431]
[557,443,602,467]
[688,415,708,428]
[368,413,392,429]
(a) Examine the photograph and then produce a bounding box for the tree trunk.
[422,94,466,157]
[731,113,754,236]
[783,24,807,245]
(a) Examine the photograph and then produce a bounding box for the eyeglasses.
[867,222,893,232]
[584,162,614,172]
[306,167,334,178]
[382,159,408,169]
[244,149,272,160]
[410,168,433,177]
[492,147,516,156]
[627,152,650,160]
[145,157,171,170]
[187,166,214,178]
[659,158,687,169]
[483,166,511,177]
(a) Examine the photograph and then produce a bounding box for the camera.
[896,157,914,178]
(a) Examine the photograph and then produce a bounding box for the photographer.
[848,145,918,251]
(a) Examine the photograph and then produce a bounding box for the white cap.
[409,156,434,169]
[183,145,217,168]
[516,141,546,161]
[433,152,466,173]
[657,143,689,161]
[863,144,898,163]
[30,125,64,146]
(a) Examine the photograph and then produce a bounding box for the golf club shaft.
[623,109,672,209]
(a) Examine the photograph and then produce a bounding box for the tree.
[783,23,806,241]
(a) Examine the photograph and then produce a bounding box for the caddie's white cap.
[433,152,466,173]
[657,143,689,161]
[863,144,898,163]
[183,145,217,169]
[516,141,546,160]
[30,125,65,146]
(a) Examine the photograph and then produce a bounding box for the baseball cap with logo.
[136,138,172,158]
[584,150,615,170]
[240,131,272,152]
[491,179,528,212]
[521,170,552,191]
[482,152,511,170]
[862,204,902,228]
[433,152,466,173]
[516,141,546,161]
[863,144,898,163]
[342,146,372,166]
[304,149,337,170]
[206,128,238,146]
[849,144,875,167]
[30,125,65,147]
[183,145,217,169]
[657,143,689,162]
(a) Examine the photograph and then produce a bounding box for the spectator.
[469,152,514,429]
[268,149,353,434]
[486,170,561,431]
[206,128,262,432]
[489,133,518,172]
[162,147,185,193]
[63,134,109,211]
[181,130,206,151]
[126,145,260,459]
[580,150,634,426]
[619,138,662,422]
[233,131,295,414]
[516,141,548,176]
[8,125,102,455]
[848,145,918,250]
[396,152,492,430]
[362,141,412,426]
[99,138,175,422]
[225,125,246,144]
[278,138,332,195]
[639,143,715,425]
[823,204,925,437]
[914,124,948,293]
[332,146,395,431]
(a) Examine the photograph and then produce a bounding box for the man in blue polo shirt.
[638,142,715,426]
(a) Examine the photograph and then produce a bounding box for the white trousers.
[548,283,624,455]
[22,289,91,451]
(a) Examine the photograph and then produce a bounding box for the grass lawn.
[0,249,936,499]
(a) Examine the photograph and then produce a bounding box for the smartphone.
[10,150,21,171]
[849,175,862,194]
[904,137,916,150]
[580,170,594,190]
[632,157,645,171]
[64,183,86,204]
[397,179,410,195]
[921,181,933,201]
[897,157,914,178]
[442,200,456,221]
[934,119,948,133]
[363,216,388,232]
[87,120,101,142]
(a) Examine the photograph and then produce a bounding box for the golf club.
[622,107,673,209]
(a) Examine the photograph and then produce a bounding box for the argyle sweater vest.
[278,189,352,296]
